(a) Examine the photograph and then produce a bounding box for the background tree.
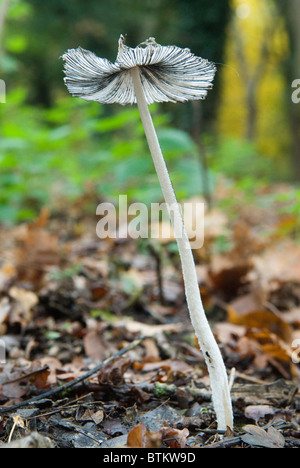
[6,0,230,115]
[275,0,300,180]
[217,0,290,180]
[1,0,297,222]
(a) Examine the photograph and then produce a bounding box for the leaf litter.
[0,187,300,448]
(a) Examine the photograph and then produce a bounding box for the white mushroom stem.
[131,66,233,431]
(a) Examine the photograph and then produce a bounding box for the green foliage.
[276,188,300,217]
[207,137,288,181]
[1,0,293,226]
[0,90,206,224]
[0,0,234,225]
[2,0,230,113]
[274,188,300,237]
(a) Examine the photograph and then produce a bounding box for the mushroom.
[62,35,233,431]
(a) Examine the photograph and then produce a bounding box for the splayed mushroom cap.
[62,35,216,105]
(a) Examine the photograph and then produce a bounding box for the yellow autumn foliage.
[217,0,290,168]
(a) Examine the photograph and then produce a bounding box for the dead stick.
[2,366,50,386]
[0,336,145,415]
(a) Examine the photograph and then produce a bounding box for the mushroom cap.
[62,35,216,105]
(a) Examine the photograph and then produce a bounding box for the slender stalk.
[131,66,233,430]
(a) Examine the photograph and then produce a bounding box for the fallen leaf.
[208,254,252,296]
[261,342,291,363]
[229,290,267,315]
[0,297,11,326]
[127,422,162,448]
[241,424,285,448]
[9,287,38,311]
[228,308,292,342]
[98,357,131,386]
[253,240,300,284]
[32,367,51,390]
[214,322,246,344]
[79,408,104,425]
[39,356,62,387]
[9,287,39,326]
[138,403,182,433]
[142,337,160,360]
[126,422,189,449]
[244,405,277,424]
[161,427,189,448]
[84,328,107,361]
[13,209,60,288]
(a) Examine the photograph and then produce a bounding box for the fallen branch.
[0,336,145,415]
[2,365,50,386]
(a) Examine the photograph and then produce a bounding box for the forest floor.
[0,182,300,448]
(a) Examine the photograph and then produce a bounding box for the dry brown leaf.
[253,240,300,284]
[214,321,246,344]
[0,297,11,327]
[229,290,267,315]
[208,254,252,295]
[13,209,60,288]
[83,329,107,361]
[127,422,162,448]
[127,422,147,448]
[9,287,38,316]
[142,337,160,360]
[98,356,131,386]
[90,409,104,425]
[228,308,293,343]
[261,343,291,363]
[126,422,189,449]
[39,356,62,387]
[242,424,285,448]
[160,427,189,448]
[80,408,104,425]
[32,367,51,390]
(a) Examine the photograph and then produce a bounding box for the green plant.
[0,87,204,224]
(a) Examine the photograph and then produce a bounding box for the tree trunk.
[287,0,300,180]
[245,80,258,141]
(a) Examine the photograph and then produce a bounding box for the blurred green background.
[0,0,299,224]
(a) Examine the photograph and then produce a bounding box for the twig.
[234,371,267,386]
[26,395,101,420]
[202,435,242,449]
[8,417,18,443]
[2,366,50,385]
[147,242,165,305]
[0,336,145,415]
[228,367,236,392]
